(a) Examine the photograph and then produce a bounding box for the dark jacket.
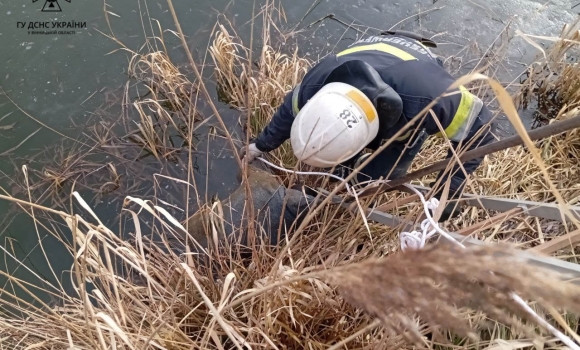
[255,34,496,192]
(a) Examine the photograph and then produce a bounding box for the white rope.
[255,156,580,350]
[400,185,465,251]
[256,157,348,185]
[256,157,357,197]
[400,197,442,251]
[400,185,580,350]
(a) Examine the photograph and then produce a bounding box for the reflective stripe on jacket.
[255,35,495,191]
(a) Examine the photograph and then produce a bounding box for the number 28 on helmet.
[290,82,380,168]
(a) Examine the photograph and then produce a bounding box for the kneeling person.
[242,32,496,222]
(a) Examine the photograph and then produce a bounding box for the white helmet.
[290,82,379,168]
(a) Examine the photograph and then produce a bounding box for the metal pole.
[318,188,580,284]
[411,185,580,222]
[358,115,580,199]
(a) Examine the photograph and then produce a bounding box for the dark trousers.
[343,131,428,183]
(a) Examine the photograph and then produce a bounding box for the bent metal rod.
[357,114,580,199]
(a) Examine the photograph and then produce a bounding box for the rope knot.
[426,197,439,211]
[400,229,423,251]
[400,197,441,252]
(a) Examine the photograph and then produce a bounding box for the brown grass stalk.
[2,4,580,350]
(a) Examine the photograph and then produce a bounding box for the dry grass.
[3,44,206,210]
[1,3,580,350]
[209,11,311,167]
[410,115,580,205]
[0,192,578,349]
[125,49,202,160]
[379,20,580,247]
[2,139,126,211]
[472,18,580,204]
[390,134,580,250]
[515,19,580,123]
[332,243,580,345]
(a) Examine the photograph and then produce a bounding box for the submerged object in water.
[181,165,314,252]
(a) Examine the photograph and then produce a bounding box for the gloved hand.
[429,181,462,222]
[239,143,263,163]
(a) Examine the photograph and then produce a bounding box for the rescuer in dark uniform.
[241,31,496,222]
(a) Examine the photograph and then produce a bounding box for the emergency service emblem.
[34,0,71,12]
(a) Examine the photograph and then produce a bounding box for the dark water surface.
[0,0,575,303]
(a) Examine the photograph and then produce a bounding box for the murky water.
[0,0,575,304]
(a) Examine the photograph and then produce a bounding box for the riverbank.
[1,2,580,349]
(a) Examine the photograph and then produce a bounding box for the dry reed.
[374,20,580,248]
[331,243,580,345]
[0,193,578,349]
[209,13,311,167]
[467,18,580,204]
[1,3,580,350]
[126,49,202,160]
